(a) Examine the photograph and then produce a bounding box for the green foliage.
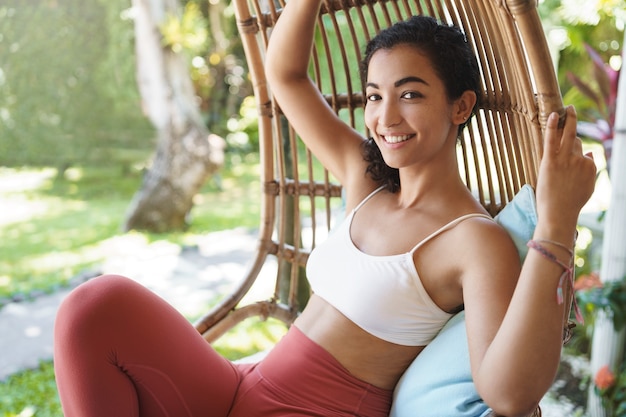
[0,0,155,170]
[567,44,619,128]
[225,95,259,153]
[161,2,208,53]
[594,361,626,417]
[577,278,626,332]
[0,361,62,417]
[539,0,624,121]
[182,0,253,140]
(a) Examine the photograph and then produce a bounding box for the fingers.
[544,106,578,157]
[560,106,578,155]
[543,112,560,156]
[572,136,583,154]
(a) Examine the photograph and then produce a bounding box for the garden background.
[0,0,624,416]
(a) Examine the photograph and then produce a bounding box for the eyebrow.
[366,76,430,89]
[396,76,429,87]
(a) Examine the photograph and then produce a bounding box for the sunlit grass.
[0,362,62,417]
[0,159,261,300]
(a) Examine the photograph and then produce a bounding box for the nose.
[378,99,401,128]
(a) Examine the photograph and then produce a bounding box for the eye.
[401,91,424,100]
[366,93,382,102]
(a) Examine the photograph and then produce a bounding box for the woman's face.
[364,44,460,170]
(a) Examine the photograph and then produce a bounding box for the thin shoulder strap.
[409,213,494,255]
[352,185,386,213]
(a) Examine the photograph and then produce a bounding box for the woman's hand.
[535,105,597,242]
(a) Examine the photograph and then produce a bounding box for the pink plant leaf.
[567,71,603,111]
[607,68,620,126]
[584,44,611,114]
[584,43,605,68]
[577,120,611,142]
[608,68,620,97]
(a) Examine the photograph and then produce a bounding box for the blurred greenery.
[0,362,61,417]
[539,0,624,122]
[0,0,253,173]
[0,0,155,172]
[0,157,261,301]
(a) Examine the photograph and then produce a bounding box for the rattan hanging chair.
[193,1,564,415]
[194,0,564,340]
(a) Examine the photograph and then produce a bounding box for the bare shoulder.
[447,215,520,312]
[456,215,521,285]
[411,207,520,314]
[459,214,518,256]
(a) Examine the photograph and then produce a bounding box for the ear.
[452,90,477,125]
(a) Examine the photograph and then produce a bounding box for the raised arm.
[465,106,596,416]
[265,0,371,191]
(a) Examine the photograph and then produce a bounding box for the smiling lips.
[382,134,413,144]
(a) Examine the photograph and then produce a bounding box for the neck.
[397,169,468,209]
[396,143,466,208]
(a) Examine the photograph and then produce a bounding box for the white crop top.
[306,187,493,346]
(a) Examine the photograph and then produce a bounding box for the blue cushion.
[391,311,491,417]
[493,185,538,261]
[390,185,537,417]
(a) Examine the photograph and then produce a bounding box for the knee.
[55,274,138,338]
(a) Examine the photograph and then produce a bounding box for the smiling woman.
[52,0,597,415]
[361,44,477,192]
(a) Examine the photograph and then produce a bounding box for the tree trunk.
[587,31,626,417]
[124,0,225,232]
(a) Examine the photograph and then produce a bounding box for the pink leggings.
[54,275,392,417]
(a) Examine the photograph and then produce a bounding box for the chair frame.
[193,0,567,346]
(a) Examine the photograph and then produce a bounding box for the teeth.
[384,135,411,143]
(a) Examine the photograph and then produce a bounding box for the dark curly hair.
[360,15,481,193]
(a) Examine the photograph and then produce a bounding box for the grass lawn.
[0,157,262,301]
[0,157,289,416]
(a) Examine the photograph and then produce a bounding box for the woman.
[53,1,596,416]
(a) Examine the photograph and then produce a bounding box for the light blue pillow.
[493,185,538,262]
[390,185,537,417]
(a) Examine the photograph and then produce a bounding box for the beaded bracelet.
[526,239,583,323]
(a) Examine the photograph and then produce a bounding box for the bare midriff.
[294,294,425,390]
